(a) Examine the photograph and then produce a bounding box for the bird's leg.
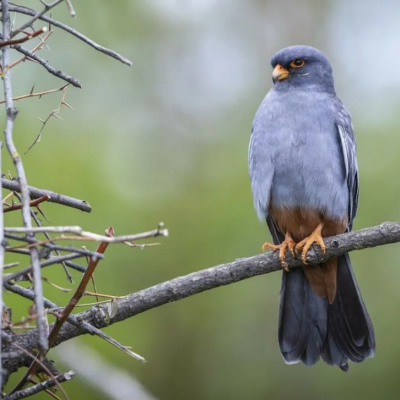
[295,223,326,264]
[262,232,296,272]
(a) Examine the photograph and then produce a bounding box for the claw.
[295,223,326,264]
[262,232,296,272]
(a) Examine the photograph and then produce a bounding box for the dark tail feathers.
[278,253,375,371]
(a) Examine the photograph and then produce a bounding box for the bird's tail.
[278,253,375,370]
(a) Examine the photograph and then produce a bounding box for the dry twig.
[0,26,48,47]
[11,44,81,87]
[2,3,132,65]
[3,195,50,213]
[10,0,63,38]
[2,0,49,390]
[1,178,92,212]
[9,29,53,68]
[4,223,169,243]
[26,84,72,153]
[0,84,69,105]
[4,370,74,400]
[0,0,154,396]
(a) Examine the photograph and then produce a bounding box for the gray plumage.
[248,45,375,370]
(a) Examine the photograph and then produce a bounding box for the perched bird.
[248,45,375,371]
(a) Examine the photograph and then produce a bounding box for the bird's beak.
[272,64,289,82]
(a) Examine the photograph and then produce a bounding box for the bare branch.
[1,0,47,357]
[4,3,132,65]
[3,253,91,284]
[11,191,73,282]
[9,29,53,68]
[6,222,399,370]
[0,6,7,392]
[4,223,169,243]
[25,84,71,153]
[11,44,81,87]
[0,26,48,47]
[1,178,92,212]
[64,0,76,18]
[4,371,75,400]
[10,0,63,38]
[5,283,145,373]
[3,194,50,213]
[0,83,69,105]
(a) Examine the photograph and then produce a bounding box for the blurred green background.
[2,1,400,399]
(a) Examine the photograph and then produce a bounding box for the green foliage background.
[2,1,400,399]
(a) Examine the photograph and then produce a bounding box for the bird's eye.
[290,59,305,68]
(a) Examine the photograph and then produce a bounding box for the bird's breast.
[250,91,348,221]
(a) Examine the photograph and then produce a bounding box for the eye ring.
[290,59,305,68]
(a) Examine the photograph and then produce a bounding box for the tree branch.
[11,44,81,88]
[1,178,92,212]
[6,222,400,368]
[3,3,132,65]
[3,370,75,400]
[10,0,63,38]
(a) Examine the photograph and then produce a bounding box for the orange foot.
[295,223,326,264]
[262,232,296,272]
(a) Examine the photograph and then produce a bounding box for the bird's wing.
[248,120,275,221]
[335,102,359,231]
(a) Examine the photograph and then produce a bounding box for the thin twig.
[0,5,8,390]
[3,253,91,284]
[0,27,48,47]
[10,0,64,38]
[64,0,76,17]
[3,195,50,213]
[12,227,114,390]
[26,85,72,153]
[9,29,53,69]
[12,191,73,282]
[5,283,145,363]
[5,372,74,400]
[1,178,92,212]
[11,44,81,88]
[3,332,70,400]
[5,247,86,273]
[0,83,69,105]
[5,232,102,258]
[4,223,169,243]
[3,4,133,65]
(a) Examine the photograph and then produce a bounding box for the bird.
[248,45,375,371]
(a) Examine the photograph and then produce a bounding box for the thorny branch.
[0,27,47,48]
[2,0,49,363]
[1,178,92,212]
[9,29,53,69]
[12,227,115,391]
[0,14,6,397]
[3,222,399,381]
[1,3,133,65]
[26,84,72,153]
[10,0,64,38]
[11,44,81,87]
[0,84,69,105]
[0,0,145,397]
[4,371,75,400]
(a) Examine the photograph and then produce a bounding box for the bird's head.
[270,45,335,93]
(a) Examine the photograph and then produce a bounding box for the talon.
[262,242,279,252]
[262,232,296,271]
[295,223,325,264]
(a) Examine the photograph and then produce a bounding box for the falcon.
[248,45,375,371]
